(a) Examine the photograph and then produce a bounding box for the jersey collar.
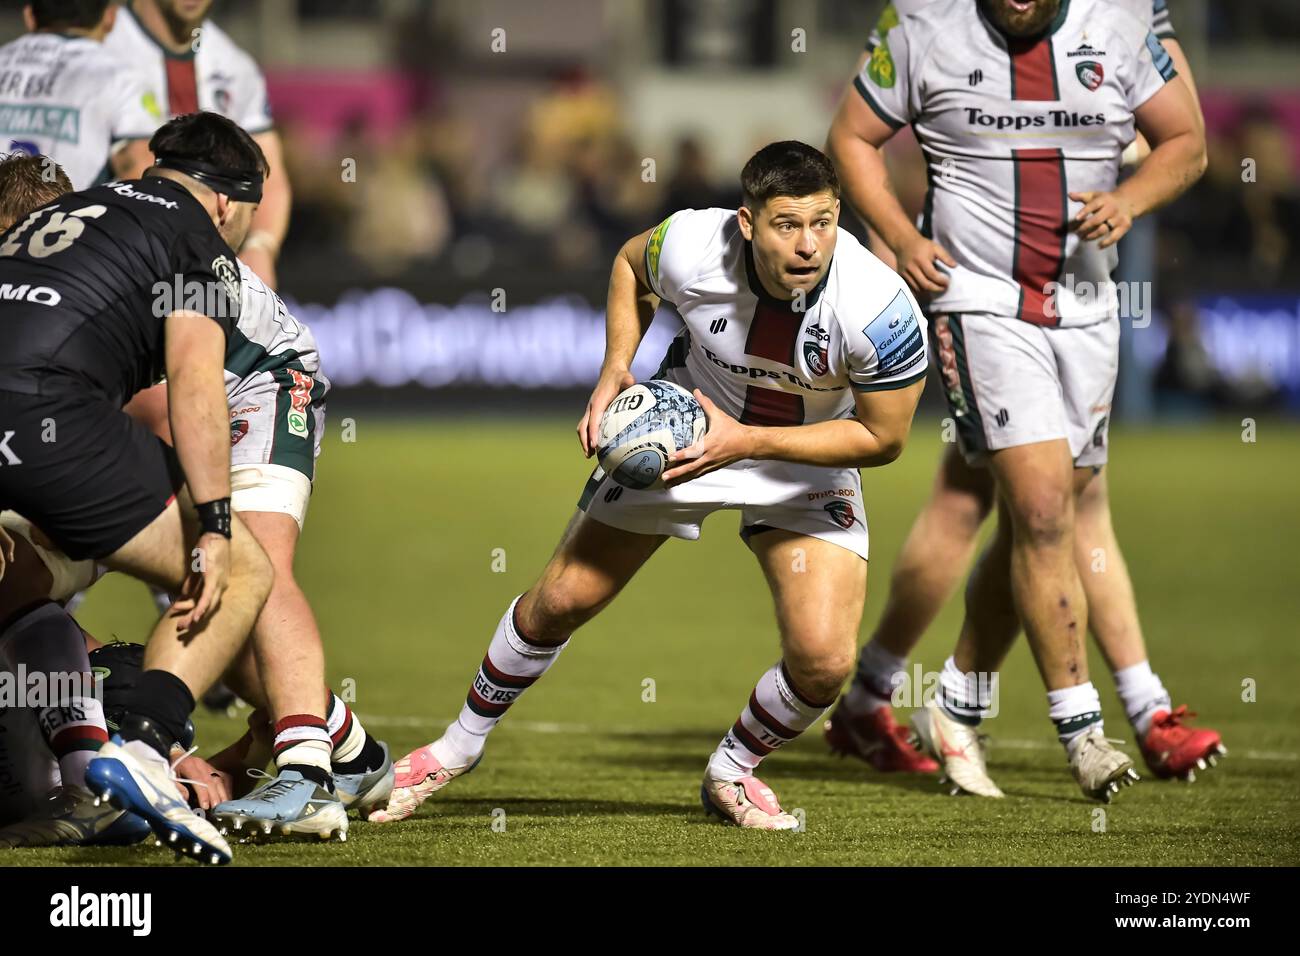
[743,240,831,313]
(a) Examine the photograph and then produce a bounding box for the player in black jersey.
[0,111,275,864]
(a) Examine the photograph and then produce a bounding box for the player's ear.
[101,3,118,33]
[22,5,36,33]
[737,206,755,241]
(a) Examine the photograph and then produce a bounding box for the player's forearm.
[1116,129,1206,219]
[748,417,907,469]
[247,171,291,254]
[827,127,917,255]
[602,248,656,374]
[166,351,232,505]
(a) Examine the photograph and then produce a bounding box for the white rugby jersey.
[0,33,155,189]
[858,0,1177,326]
[226,261,328,392]
[103,3,272,134]
[645,208,928,428]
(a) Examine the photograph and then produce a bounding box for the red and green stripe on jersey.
[164,57,199,117]
[1009,32,1067,326]
[1011,147,1068,325]
[740,301,806,426]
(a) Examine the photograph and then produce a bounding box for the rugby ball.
[596,380,707,489]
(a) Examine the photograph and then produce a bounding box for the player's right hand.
[172,532,231,633]
[894,235,956,295]
[578,366,635,458]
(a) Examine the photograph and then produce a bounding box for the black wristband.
[195,498,232,538]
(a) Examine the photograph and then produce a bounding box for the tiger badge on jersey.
[1076,61,1104,91]
[802,324,830,377]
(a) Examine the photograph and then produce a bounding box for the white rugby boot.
[910,701,1004,798]
[1067,725,1140,802]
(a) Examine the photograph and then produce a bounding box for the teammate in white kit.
[826,0,1210,801]
[0,1,154,188]
[826,0,1223,788]
[372,142,927,830]
[103,0,290,288]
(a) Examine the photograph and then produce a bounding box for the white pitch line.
[357,714,1299,763]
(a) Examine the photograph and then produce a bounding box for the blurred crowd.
[279,75,1300,291]
[279,77,740,281]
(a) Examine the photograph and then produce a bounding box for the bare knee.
[932,484,994,540]
[517,565,607,644]
[1006,487,1073,551]
[784,638,855,705]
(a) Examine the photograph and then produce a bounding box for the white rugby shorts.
[931,312,1118,468]
[578,458,869,560]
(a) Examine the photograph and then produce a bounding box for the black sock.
[120,670,195,758]
[332,734,385,775]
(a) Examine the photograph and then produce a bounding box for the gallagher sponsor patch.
[862,290,923,374]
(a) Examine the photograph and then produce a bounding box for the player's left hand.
[662,390,753,487]
[172,750,234,811]
[1070,190,1136,249]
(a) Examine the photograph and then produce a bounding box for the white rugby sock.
[937,656,993,725]
[272,715,333,778]
[1113,661,1171,736]
[845,639,907,713]
[0,603,108,788]
[325,691,366,765]
[1048,682,1104,746]
[706,662,830,782]
[435,595,567,767]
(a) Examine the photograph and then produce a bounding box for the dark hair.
[148,111,270,181]
[29,0,111,30]
[0,153,72,232]
[740,141,839,211]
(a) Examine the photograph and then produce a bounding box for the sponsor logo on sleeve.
[867,40,896,89]
[862,290,924,375]
[141,92,163,122]
[285,368,312,439]
[866,4,899,88]
[646,215,673,288]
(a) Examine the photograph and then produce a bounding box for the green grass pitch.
[8,416,1299,866]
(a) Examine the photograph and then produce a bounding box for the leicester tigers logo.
[803,339,829,376]
[823,499,858,530]
[230,419,249,445]
[1076,61,1104,91]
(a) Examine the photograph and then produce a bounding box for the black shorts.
[0,390,182,561]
